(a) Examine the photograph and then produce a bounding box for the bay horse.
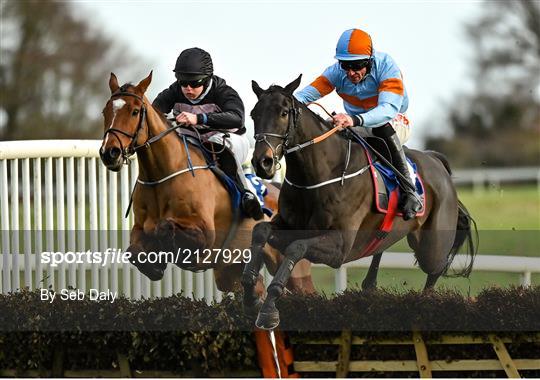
[242,75,477,329]
[99,72,314,293]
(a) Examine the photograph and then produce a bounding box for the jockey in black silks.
[153,47,264,220]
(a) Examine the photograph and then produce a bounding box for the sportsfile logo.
[40,248,252,267]
[40,248,129,267]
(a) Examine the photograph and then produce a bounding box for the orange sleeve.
[378,78,404,95]
[310,75,334,96]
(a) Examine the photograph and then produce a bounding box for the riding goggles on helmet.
[340,59,370,72]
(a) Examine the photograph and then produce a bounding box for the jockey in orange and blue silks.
[294,28,422,220]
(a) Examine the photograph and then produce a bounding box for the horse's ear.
[109,72,120,93]
[252,80,264,99]
[284,74,302,95]
[136,71,153,94]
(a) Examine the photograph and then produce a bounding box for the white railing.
[0,140,220,301]
[452,167,540,195]
[1,140,538,300]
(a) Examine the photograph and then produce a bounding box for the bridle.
[253,94,342,169]
[253,94,301,169]
[103,91,149,164]
[103,90,184,164]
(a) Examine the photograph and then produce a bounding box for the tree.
[425,0,540,167]
[0,0,147,140]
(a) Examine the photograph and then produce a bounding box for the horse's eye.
[281,111,289,117]
[132,109,139,116]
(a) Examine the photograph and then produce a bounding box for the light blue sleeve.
[360,102,400,128]
[360,56,404,127]
[294,65,339,103]
[294,85,322,104]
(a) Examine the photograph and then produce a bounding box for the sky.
[78,0,481,148]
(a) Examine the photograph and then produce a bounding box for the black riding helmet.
[174,47,213,82]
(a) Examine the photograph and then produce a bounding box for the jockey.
[294,28,422,220]
[153,47,264,220]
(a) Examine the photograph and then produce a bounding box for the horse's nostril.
[261,157,274,170]
[109,147,121,159]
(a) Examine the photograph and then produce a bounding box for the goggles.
[175,73,207,88]
[340,59,370,72]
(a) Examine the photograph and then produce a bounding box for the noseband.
[103,91,148,163]
[253,95,301,168]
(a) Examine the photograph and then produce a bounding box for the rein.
[253,97,342,169]
[104,91,189,160]
[285,102,342,154]
[254,93,416,192]
[104,90,215,216]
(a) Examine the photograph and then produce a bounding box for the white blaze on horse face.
[112,99,126,112]
[104,99,127,146]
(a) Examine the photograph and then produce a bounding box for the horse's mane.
[262,86,333,129]
[119,83,135,92]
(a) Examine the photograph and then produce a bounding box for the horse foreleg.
[361,252,383,290]
[256,231,345,330]
[128,225,166,281]
[242,222,273,314]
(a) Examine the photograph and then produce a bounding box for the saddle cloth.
[362,142,426,217]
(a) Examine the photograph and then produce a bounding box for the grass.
[310,266,540,296]
[457,185,539,230]
[389,184,540,256]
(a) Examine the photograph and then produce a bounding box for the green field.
[459,185,539,229]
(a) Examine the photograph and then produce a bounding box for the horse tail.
[444,199,479,277]
[427,150,479,277]
[425,150,452,175]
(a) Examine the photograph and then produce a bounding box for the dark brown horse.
[99,72,314,293]
[242,75,477,329]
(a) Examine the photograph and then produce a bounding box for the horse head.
[100,71,153,171]
[250,74,302,179]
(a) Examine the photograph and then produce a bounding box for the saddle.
[170,117,271,218]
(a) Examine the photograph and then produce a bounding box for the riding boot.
[236,166,264,221]
[375,124,422,220]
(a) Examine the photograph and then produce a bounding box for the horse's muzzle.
[99,146,123,172]
[253,155,275,179]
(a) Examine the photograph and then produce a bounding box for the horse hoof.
[255,309,280,330]
[244,297,263,316]
[145,267,165,281]
[135,264,165,281]
[361,281,377,291]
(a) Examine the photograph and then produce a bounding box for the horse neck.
[136,103,204,181]
[284,107,352,183]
